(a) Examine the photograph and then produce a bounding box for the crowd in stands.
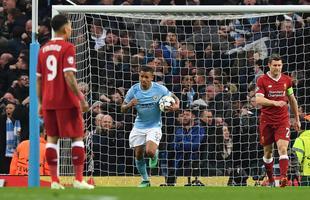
[0,0,310,185]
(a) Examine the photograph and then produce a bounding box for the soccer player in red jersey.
[256,54,301,187]
[37,14,94,189]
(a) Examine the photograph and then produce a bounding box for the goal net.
[54,6,310,186]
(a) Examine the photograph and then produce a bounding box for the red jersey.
[256,72,293,124]
[37,38,80,110]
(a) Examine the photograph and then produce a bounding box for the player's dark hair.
[139,65,154,74]
[51,14,69,32]
[268,54,282,63]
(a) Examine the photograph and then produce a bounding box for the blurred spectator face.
[113,48,124,62]
[251,21,261,32]
[181,110,195,126]
[200,110,213,125]
[206,85,216,100]
[5,103,15,118]
[99,0,114,5]
[215,117,224,126]
[92,101,103,114]
[147,58,162,70]
[193,20,205,33]
[218,25,230,39]
[111,91,123,104]
[101,115,113,130]
[204,44,212,58]
[222,125,230,140]
[25,20,32,33]
[280,20,294,34]
[3,0,16,11]
[19,75,29,87]
[182,75,194,88]
[165,32,177,46]
[95,113,104,127]
[179,43,195,59]
[120,33,129,46]
[16,56,28,70]
[105,32,118,45]
[0,53,13,68]
[2,92,15,104]
[243,0,256,5]
[78,82,89,95]
[90,24,104,38]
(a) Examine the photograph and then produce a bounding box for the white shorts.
[129,127,162,148]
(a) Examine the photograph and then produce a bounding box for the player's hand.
[293,119,301,132]
[128,98,138,108]
[38,103,42,117]
[165,102,179,112]
[273,100,287,107]
[80,100,89,113]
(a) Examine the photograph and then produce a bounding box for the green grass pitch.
[0,187,309,200]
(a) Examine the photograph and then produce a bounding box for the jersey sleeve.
[255,76,265,96]
[63,44,76,73]
[124,87,134,103]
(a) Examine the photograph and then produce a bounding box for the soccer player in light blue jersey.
[121,66,180,187]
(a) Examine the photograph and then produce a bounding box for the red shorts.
[43,108,84,138]
[259,122,290,146]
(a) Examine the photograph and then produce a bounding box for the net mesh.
[57,11,310,186]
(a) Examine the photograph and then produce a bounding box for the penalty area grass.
[0,186,308,200]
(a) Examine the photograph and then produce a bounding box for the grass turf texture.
[0,187,309,200]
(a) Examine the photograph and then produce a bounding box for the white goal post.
[52,5,310,186]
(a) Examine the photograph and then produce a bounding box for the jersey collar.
[267,71,281,82]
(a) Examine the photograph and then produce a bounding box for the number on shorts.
[46,55,57,81]
[285,128,290,138]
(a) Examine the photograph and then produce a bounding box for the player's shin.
[72,141,85,182]
[46,143,59,183]
[135,159,149,181]
[279,155,289,178]
[263,157,274,183]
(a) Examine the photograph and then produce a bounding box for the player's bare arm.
[64,71,89,112]
[288,94,301,131]
[256,94,287,107]
[121,98,138,113]
[37,76,42,116]
[165,93,180,112]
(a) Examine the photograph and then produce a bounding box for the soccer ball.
[159,95,175,112]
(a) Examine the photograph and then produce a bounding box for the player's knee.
[145,149,155,158]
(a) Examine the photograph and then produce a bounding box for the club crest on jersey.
[153,96,159,101]
[283,83,287,90]
[67,56,74,64]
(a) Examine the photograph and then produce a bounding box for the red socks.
[45,143,59,183]
[279,155,289,178]
[71,141,85,182]
[263,157,274,183]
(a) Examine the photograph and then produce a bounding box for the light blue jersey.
[125,82,171,129]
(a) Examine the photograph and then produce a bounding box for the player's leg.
[146,141,159,168]
[135,145,150,187]
[275,124,290,187]
[146,128,162,168]
[276,139,290,187]
[263,144,274,185]
[43,109,64,189]
[129,128,150,187]
[57,108,93,189]
[260,123,275,185]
